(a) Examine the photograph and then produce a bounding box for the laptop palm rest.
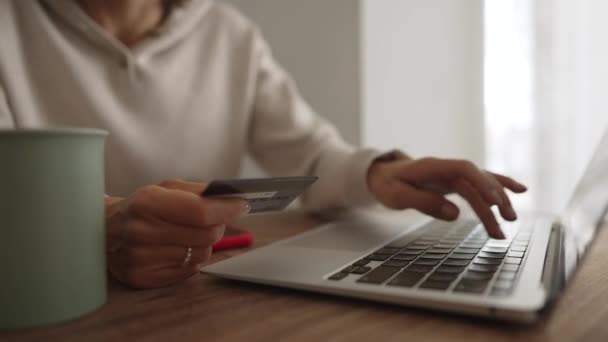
[203,210,428,283]
[281,219,401,252]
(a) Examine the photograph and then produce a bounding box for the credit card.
[201,176,318,214]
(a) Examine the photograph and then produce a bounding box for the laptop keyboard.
[328,220,532,297]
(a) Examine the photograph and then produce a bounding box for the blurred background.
[229,0,608,213]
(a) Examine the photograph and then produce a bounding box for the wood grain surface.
[2,210,608,342]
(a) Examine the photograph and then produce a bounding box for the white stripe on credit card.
[213,191,278,200]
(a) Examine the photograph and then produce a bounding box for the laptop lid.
[560,126,608,282]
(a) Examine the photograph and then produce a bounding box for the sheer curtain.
[485,0,608,212]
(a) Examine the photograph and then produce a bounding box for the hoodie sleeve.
[246,29,383,211]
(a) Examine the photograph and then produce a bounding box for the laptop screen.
[562,128,608,279]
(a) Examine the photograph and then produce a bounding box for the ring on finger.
[182,246,193,267]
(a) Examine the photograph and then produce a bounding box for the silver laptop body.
[202,131,608,323]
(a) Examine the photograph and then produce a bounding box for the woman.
[0,0,526,288]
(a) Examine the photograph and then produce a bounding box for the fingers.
[107,179,248,289]
[126,184,249,227]
[386,182,460,221]
[106,215,221,288]
[392,158,525,223]
[483,172,517,221]
[369,156,526,240]
[112,245,214,271]
[488,172,528,193]
[452,178,504,239]
[158,178,207,194]
[126,219,226,248]
[398,158,506,208]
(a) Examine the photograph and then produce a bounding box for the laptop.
[201,129,608,323]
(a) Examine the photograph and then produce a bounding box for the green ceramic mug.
[0,128,108,329]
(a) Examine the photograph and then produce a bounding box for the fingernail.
[491,190,503,206]
[441,203,459,220]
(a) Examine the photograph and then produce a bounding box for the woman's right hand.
[104,179,250,289]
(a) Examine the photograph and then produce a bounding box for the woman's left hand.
[366,151,527,239]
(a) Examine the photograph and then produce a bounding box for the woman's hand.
[367,152,527,239]
[104,179,250,289]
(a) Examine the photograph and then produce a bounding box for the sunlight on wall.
[484,0,535,210]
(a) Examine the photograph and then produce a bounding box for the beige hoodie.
[0,0,381,210]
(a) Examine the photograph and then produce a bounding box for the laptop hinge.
[541,222,566,304]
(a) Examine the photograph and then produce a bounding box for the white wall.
[362,0,484,163]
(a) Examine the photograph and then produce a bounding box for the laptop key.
[454,247,480,254]
[435,265,466,274]
[460,243,485,249]
[420,280,452,290]
[435,243,459,249]
[508,251,525,258]
[455,279,490,294]
[466,238,488,244]
[428,248,453,254]
[440,239,462,244]
[449,253,476,260]
[462,271,493,280]
[392,254,417,261]
[504,257,522,265]
[511,245,527,252]
[486,241,511,247]
[428,272,459,282]
[412,243,437,249]
[443,258,471,267]
[388,271,425,287]
[421,253,448,260]
[342,266,359,273]
[406,265,435,273]
[477,251,506,259]
[357,266,401,284]
[483,246,509,253]
[413,258,441,266]
[402,249,426,255]
[366,254,391,261]
[469,264,499,273]
[375,247,401,255]
[328,272,349,281]
[382,260,410,268]
[405,245,431,250]
[352,266,372,274]
[474,257,502,265]
[353,259,371,266]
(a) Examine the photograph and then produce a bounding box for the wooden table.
[2,210,608,342]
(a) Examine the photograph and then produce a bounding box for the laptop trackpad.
[282,219,405,252]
